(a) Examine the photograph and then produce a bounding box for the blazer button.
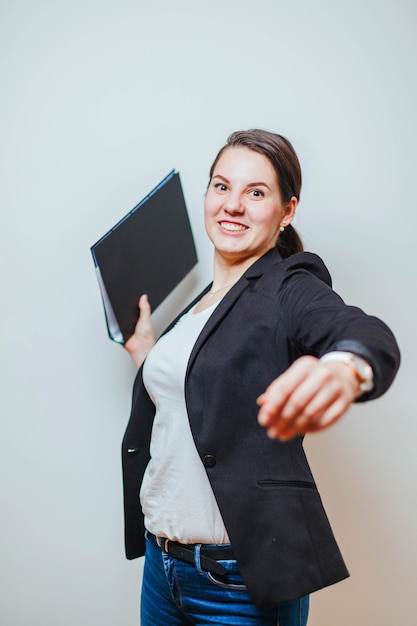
[203,455,216,468]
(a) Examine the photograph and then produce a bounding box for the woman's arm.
[257,253,400,440]
[123,294,155,369]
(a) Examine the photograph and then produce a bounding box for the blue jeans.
[141,532,309,625]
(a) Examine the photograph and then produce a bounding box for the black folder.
[91,171,198,344]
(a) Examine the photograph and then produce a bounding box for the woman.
[121,130,400,625]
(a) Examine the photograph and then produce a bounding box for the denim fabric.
[141,533,309,625]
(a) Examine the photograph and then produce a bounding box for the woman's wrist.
[320,351,374,396]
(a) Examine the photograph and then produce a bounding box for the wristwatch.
[320,351,374,393]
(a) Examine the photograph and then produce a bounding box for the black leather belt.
[153,534,234,576]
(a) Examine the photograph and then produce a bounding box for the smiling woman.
[121,129,400,625]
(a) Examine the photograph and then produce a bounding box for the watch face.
[319,352,374,393]
[351,356,373,391]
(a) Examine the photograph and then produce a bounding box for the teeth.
[220,222,247,232]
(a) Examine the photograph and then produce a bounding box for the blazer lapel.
[186,248,280,376]
[160,283,212,337]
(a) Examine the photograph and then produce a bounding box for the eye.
[214,183,228,192]
[249,189,264,198]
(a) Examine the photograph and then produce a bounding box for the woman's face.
[204,146,296,265]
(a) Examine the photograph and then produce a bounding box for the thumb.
[138,293,152,318]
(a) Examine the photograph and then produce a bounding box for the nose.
[223,192,244,215]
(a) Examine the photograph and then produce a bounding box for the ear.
[280,196,298,228]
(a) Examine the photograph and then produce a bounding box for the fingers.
[257,356,319,426]
[257,356,356,441]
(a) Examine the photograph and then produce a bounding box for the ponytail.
[275,224,304,258]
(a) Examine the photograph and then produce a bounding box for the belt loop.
[194,544,203,575]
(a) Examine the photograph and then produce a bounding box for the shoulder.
[260,250,333,289]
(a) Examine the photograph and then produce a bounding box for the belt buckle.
[156,535,170,553]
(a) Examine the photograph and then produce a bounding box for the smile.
[219,222,248,232]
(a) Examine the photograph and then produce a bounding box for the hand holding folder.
[91,171,198,344]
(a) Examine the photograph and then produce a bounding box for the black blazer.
[122,249,400,606]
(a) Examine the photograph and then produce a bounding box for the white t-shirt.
[140,302,230,545]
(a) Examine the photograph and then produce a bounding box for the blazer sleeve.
[276,252,400,401]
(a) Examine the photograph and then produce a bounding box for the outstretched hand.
[257,356,360,441]
[124,294,155,369]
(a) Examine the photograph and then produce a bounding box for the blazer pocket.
[257,479,317,490]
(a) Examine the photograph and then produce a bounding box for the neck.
[211,249,269,291]
[210,265,243,294]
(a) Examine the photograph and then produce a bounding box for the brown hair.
[209,129,304,258]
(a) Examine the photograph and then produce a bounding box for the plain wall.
[1,1,415,624]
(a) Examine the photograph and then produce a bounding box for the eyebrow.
[212,174,272,190]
